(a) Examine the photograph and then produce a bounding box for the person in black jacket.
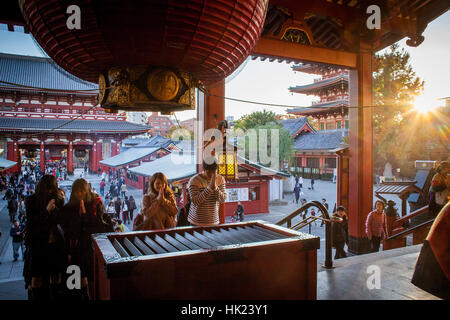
[60,178,114,300]
[10,220,25,261]
[23,174,66,300]
[114,196,122,219]
[7,197,18,223]
[235,202,245,222]
[331,206,349,259]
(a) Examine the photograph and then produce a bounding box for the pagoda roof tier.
[293,130,346,152]
[0,53,97,94]
[0,117,150,134]
[289,73,348,94]
[287,100,348,117]
[292,63,344,75]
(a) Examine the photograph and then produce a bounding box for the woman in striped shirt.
[188,157,227,226]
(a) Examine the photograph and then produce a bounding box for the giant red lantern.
[19,0,268,112]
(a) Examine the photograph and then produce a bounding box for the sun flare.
[413,96,440,114]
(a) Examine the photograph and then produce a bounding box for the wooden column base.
[348,236,371,255]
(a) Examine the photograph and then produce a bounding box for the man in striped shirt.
[188,157,227,226]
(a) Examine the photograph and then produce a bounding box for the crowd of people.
[1,155,446,299]
[0,156,228,300]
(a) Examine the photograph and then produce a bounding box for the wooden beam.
[253,37,357,68]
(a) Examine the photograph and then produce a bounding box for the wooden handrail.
[275,201,330,227]
[396,205,429,224]
[276,201,334,269]
[387,219,434,240]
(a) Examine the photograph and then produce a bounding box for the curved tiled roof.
[289,73,348,93]
[0,53,97,92]
[293,131,344,151]
[100,147,162,168]
[287,100,348,115]
[279,117,315,137]
[0,117,150,133]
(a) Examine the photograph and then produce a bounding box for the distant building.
[0,53,149,174]
[127,112,148,125]
[280,117,346,180]
[147,112,175,136]
[179,118,196,132]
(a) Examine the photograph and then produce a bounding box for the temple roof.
[0,117,150,133]
[0,53,97,93]
[292,63,343,75]
[293,131,345,151]
[128,152,197,182]
[279,117,315,137]
[99,147,164,168]
[287,100,348,116]
[0,158,17,170]
[289,73,348,94]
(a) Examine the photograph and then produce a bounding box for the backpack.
[176,202,190,227]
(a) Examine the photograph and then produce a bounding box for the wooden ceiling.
[1,0,449,57]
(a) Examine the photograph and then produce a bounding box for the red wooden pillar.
[7,139,20,173]
[204,79,226,224]
[348,44,374,254]
[319,155,325,175]
[67,141,73,174]
[40,140,45,172]
[92,140,98,173]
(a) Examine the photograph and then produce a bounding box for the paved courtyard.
[0,170,406,300]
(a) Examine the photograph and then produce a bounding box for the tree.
[373,44,424,168]
[233,109,277,130]
[166,125,193,140]
[233,111,293,170]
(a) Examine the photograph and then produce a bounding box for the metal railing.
[276,201,338,269]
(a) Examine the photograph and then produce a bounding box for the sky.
[0,10,449,122]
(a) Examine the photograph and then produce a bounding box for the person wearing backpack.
[128,195,137,223]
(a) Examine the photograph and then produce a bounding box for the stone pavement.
[0,172,409,300]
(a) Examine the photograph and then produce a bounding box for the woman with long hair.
[23,174,66,300]
[60,178,113,300]
[141,172,178,230]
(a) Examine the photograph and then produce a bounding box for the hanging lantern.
[216,120,238,181]
[75,149,87,158]
[19,0,268,113]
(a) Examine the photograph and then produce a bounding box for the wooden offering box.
[92,220,319,300]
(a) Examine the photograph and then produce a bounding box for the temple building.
[0,53,150,174]
[287,64,349,131]
[280,116,345,180]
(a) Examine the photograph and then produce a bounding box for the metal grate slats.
[174,233,202,250]
[217,228,255,243]
[144,236,167,254]
[153,234,179,253]
[193,230,227,246]
[123,238,143,256]
[134,237,155,255]
[107,223,292,258]
[184,232,213,249]
[164,234,191,251]
[230,226,268,242]
[113,239,130,257]
[242,226,278,241]
[252,225,289,238]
